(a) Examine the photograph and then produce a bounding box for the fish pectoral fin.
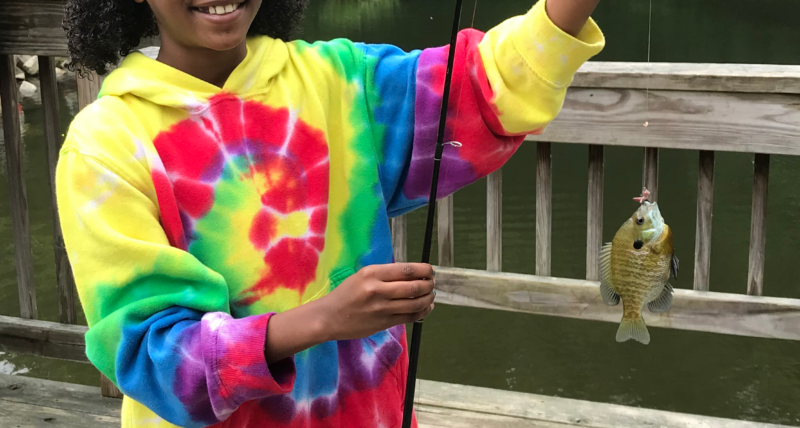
[671,254,680,280]
[600,281,620,306]
[616,317,650,345]
[648,283,674,313]
[599,243,620,306]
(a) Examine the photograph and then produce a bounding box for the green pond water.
[1,0,800,424]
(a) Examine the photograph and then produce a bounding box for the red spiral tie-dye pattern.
[151,94,330,304]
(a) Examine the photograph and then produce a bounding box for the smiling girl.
[57,0,604,427]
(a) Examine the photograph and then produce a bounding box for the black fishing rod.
[401,0,464,426]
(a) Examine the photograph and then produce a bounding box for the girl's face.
[136,0,263,52]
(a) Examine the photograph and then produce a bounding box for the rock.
[15,66,24,80]
[16,55,32,68]
[139,46,160,60]
[21,56,39,76]
[55,67,67,81]
[19,80,38,99]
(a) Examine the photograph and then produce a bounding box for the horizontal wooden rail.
[526,88,800,156]
[571,62,800,94]
[3,265,799,369]
[433,267,800,341]
[0,315,88,363]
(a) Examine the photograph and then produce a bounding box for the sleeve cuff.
[512,0,605,88]
[207,312,296,411]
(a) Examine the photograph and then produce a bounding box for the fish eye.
[633,239,644,250]
[636,217,644,225]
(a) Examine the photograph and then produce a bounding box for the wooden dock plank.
[417,380,794,428]
[0,374,793,428]
[0,374,120,417]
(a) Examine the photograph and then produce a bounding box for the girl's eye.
[636,218,644,225]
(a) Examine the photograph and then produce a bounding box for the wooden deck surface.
[1,374,796,428]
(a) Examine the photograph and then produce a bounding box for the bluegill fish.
[599,188,679,345]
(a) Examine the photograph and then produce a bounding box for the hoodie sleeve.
[56,108,296,428]
[360,0,604,216]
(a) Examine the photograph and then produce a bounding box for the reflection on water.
[1,0,800,424]
[316,0,401,33]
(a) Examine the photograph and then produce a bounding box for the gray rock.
[19,80,38,99]
[55,67,67,81]
[16,55,32,68]
[21,56,39,76]
[139,46,160,60]
[15,66,24,80]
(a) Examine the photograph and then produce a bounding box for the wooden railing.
[392,61,800,341]
[2,0,800,409]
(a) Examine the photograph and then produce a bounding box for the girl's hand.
[264,263,435,364]
[545,0,602,36]
[317,263,436,341]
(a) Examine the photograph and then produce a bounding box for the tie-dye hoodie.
[56,1,603,427]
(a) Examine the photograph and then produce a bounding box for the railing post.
[586,145,604,281]
[643,147,659,202]
[487,170,502,272]
[39,56,78,323]
[747,153,769,296]
[437,196,454,267]
[693,151,715,291]
[536,142,552,276]
[0,54,38,319]
[392,216,408,263]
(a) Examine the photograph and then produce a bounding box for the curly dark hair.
[63,0,309,76]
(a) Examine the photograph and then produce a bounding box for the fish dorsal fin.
[648,283,674,313]
[599,242,620,306]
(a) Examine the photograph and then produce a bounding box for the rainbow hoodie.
[56,2,603,427]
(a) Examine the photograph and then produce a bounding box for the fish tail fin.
[616,316,650,345]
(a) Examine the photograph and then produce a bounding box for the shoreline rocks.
[11,55,75,100]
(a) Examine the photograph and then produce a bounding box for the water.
[2,0,800,424]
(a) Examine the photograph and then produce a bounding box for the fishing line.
[642,0,653,191]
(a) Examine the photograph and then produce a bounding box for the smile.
[193,1,245,15]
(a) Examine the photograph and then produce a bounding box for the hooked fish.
[599,188,679,345]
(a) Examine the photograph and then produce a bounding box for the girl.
[57,0,604,427]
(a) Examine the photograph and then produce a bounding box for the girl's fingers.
[385,291,435,314]
[366,263,434,282]
[381,279,435,299]
[395,303,435,324]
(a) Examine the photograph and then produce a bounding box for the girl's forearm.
[264,299,330,364]
[544,0,601,36]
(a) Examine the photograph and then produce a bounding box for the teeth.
[200,3,240,15]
